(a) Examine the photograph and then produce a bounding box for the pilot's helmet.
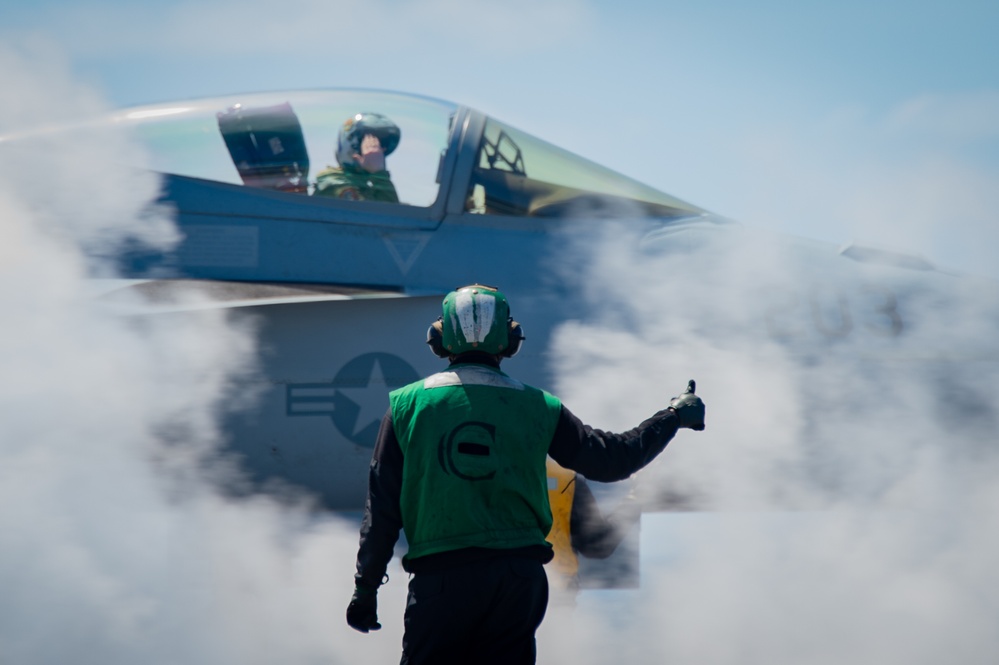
[427,284,524,358]
[335,112,401,168]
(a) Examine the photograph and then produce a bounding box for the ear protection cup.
[427,316,526,358]
[501,319,525,358]
[426,317,449,358]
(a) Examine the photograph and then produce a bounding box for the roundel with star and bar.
[285,352,421,449]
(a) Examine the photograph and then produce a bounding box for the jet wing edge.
[92,278,427,314]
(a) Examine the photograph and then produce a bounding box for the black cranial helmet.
[335,112,401,168]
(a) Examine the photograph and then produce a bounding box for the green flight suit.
[313,165,399,203]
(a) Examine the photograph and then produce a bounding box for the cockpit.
[120,90,449,208]
[105,89,702,220]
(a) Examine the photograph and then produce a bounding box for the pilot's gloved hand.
[355,133,386,173]
[346,584,381,633]
[669,380,705,431]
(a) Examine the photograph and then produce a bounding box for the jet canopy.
[92,89,703,220]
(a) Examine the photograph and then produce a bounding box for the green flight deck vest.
[390,364,562,564]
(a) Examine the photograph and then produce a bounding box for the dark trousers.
[400,556,549,665]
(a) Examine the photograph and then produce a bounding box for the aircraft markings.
[285,352,420,448]
[382,233,431,275]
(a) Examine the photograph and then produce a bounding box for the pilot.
[314,112,400,202]
[345,284,706,664]
[545,458,642,605]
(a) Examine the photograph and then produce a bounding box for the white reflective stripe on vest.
[423,366,525,390]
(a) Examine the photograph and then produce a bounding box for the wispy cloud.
[694,91,999,280]
[887,90,999,141]
[9,0,597,59]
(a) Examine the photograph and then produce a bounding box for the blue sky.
[3,0,997,277]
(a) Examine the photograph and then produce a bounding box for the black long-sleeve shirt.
[570,477,642,560]
[354,368,680,589]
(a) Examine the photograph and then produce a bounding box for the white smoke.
[542,214,999,662]
[0,44,410,664]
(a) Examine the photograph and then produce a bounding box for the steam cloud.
[0,45,410,664]
[542,218,999,662]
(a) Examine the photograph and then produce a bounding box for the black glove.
[346,584,381,633]
[669,380,705,431]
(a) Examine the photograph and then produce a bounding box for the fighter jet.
[59,89,711,507]
[9,88,998,585]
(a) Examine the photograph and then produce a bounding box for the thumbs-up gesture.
[669,380,705,431]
